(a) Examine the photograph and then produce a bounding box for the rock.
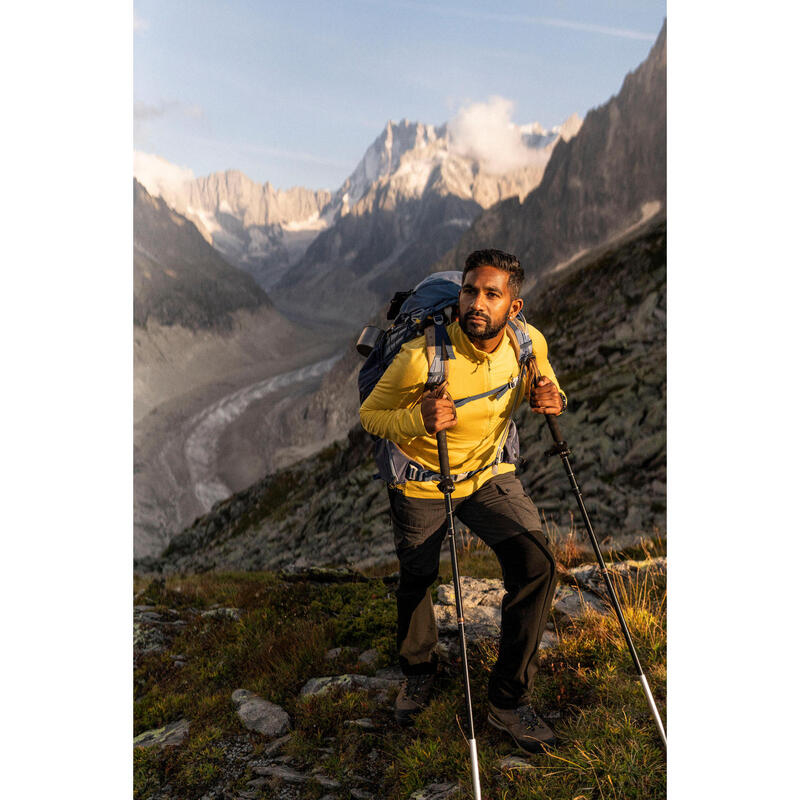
[250,764,310,783]
[539,629,559,649]
[231,689,290,738]
[358,648,380,667]
[345,718,379,731]
[435,577,504,639]
[569,556,666,597]
[299,674,401,698]
[350,790,373,800]
[314,774,342,789]
[435,603,502,639]
[325,646,359,661]
[279,566,368,583]
[407,783,461,800]
[133,622,168,653]
[258,733,291,758]
[201,607,242,620]
[134,718,191,749]
[499,755,536,771]
[552,585,606,618]
[437,577,504,608]
[375,665,404,681]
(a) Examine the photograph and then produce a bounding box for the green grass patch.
[134,564,665,799]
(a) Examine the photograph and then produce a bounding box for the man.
[359,249,566,753]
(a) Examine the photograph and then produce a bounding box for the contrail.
[355,0,658,41]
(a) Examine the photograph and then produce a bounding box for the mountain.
[134,178,273,331]
[136,217,666,574]
[271,115,582,327]
[133,178,324,422]
[437,21,666,282]
[136,107,580,317]
[133,157,331,289]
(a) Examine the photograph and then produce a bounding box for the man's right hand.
[421,381,457,435]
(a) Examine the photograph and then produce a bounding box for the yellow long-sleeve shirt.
[359,319,565,498]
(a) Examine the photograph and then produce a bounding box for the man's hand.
[530,375,562,415]
[421,381,457,434]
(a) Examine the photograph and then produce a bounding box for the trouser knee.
[495,530,555,591]
[396,566,438,600]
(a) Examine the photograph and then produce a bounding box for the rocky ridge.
[134,160,332,290]
[272,115,581,328]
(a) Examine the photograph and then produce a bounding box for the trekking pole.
[436,429,482,800]
[533,382,667,750]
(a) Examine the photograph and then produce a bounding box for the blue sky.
[134,0,666,190]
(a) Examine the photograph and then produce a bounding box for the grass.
[134,552,666,799]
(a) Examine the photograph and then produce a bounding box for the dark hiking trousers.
[388,471,558,710]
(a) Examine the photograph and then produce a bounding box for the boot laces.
[517,705,545,729]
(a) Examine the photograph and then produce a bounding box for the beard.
[458,310,510,341]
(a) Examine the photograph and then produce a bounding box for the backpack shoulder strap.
[423,314,453,389]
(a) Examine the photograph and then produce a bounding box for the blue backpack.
[357,271,537,486]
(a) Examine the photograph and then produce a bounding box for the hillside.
[134,179,273,332]
[135,217,665,575]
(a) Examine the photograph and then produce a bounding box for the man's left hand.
[530,376,562,415]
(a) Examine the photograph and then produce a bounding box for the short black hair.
[462,249,524,298]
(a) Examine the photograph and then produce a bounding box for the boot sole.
[487,712,556,754]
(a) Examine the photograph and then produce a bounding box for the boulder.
[231,689,290,738]
[552,585,606,618]
[299,674,401,698]
[134,718,191,749]
[435,577,504,639]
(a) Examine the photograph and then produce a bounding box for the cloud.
[448,96,552,175]
[133,151,195,198]
[133,14,148,32]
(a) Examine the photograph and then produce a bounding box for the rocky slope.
[436,21,666,285]
[271,115,581,328]
[135,217,665,574]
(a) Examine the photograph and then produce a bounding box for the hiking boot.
[487,701,556,753]
[395,672,436,725]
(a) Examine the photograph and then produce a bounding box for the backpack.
[357,271,537,487]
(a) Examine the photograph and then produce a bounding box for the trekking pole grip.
[531,371,565,444]
[436,430,451,477]
[545,414,563,443]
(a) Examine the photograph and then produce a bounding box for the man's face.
[458,265,523,341]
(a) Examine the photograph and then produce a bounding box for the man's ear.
[509,297,524,319]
